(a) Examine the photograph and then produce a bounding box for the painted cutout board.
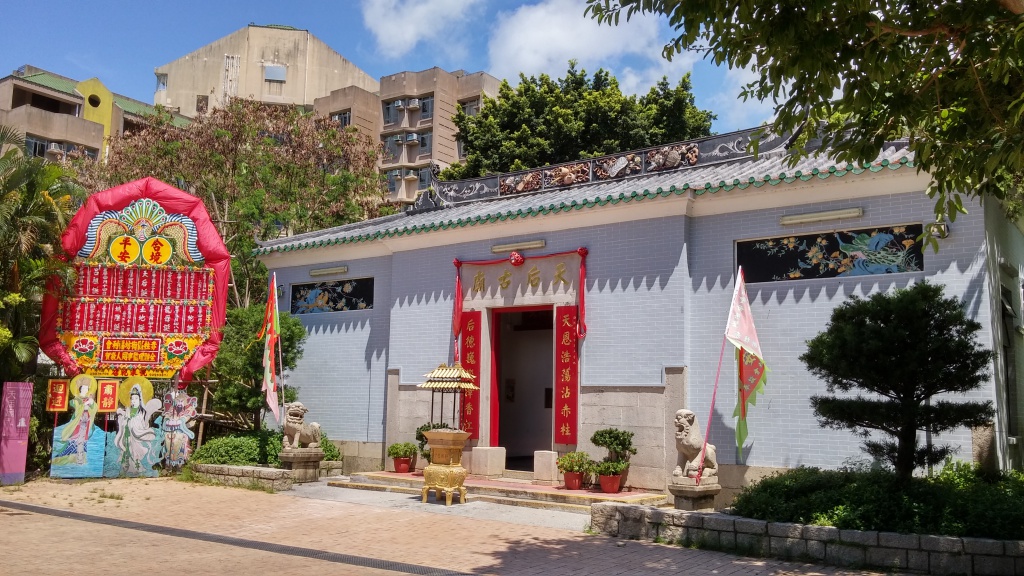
[0,382,33,485]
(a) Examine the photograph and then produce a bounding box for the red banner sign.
[46,379,70,412]
[96,379,119,413]
[459,310,482,439]
[554,306,579,444]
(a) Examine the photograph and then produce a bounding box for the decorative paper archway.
[39,177,230,386]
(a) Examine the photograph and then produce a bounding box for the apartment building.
[153,24,379,118]
[314,68,499,203]
[0,65,188,161]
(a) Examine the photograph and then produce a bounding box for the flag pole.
[696,334,727,485]
[276,332,285,426]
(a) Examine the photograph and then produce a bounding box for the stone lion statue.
[673,409,717,480]
[283,402,321,449]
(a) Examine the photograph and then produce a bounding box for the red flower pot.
[563,471,584,490]
[393,457,412,473]
[598,474,622,494]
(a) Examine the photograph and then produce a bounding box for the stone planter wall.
[319,460,345,478]
[591,502,1024,576]
[191,464,293,491]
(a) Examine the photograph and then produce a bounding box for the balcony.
[0,105,104,149]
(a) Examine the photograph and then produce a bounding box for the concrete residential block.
[469,446,505,478]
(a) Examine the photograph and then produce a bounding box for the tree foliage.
[442,62,714,179]
[586,0,1024,221]
[72,99,390,308]
[799,282,994,479]
[0,125,82,382]
[208,303,306,430]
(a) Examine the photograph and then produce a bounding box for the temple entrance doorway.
[493,307,553,471]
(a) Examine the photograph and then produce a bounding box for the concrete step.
[327,480,593,514]
[501,469,533,481]
[342,472,667,508]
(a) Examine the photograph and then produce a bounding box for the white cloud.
[705,65,778,133]
[486,0,697,92]
[360,0,483,59]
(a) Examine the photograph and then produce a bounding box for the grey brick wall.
[270,186,1000,471]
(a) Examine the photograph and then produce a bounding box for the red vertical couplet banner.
[46,379,70,412]
[0,382,33,485]
[459,310,482,439]
[554,306,579,444]
[96,379,119,413]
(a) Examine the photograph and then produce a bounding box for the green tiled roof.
[254,147,915,256]
[16,70,189,127]
[112,95,190,127]
[19,72,78,95]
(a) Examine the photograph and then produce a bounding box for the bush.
[319,430,341,462]
[556,451,592,474]
[590,428,637,462]
[387,442,417,459]
[592,459,629,477]
[732,463,1024,540]
[192,431,284,468]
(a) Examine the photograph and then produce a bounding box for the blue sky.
[0,0,773,133]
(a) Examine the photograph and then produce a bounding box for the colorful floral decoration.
[39,177,230,384]
[736,224,924,283]
[290,278,375,314]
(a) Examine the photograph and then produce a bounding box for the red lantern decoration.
[509,251,525,267]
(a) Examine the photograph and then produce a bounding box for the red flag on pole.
[259,273,281,423]
[726,267,767,458]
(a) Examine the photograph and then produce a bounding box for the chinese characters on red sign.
[96,379,119,413]
[554,306,579,444]
[459,310,482,439]
[46,379,69,412]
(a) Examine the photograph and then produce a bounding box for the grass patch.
[732,462,1024,540]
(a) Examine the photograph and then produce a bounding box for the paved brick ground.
[0,479,897,575]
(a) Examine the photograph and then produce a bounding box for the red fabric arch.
[39,177,229,385]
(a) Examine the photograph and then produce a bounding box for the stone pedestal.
[422,430,471,505]
[668,477,721,511]
[469,446,505,479]
[279,448,325,483]
[533,450,559,486]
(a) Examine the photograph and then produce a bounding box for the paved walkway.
[0,478,896,575]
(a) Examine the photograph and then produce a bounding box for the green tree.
[209,304,307,431]
[586,0,1024,222]
[442,62,714,179]
[799,282,995,480]
[0,125,82,382]
[73,99,389,308]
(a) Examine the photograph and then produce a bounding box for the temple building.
[256,127,1024,498]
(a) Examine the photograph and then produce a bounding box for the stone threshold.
[591,502,1024,576]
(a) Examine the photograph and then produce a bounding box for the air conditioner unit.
[406,133,420,145]
[403,169,419,180]
[46,142,64,153]
[407,98,421,110]
[393,100,405,110]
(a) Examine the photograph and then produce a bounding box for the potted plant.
[591,428,636,493]
[556,451,592,490]
[387,442,417,473]
[592,459,629,493]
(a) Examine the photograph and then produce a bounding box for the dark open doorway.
[493,307,553,471]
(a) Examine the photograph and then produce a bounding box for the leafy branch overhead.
[70,99,390,308]
[586,0,1024,221]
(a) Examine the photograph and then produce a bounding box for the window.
[418,167,432,190]
[418,132,432,155]
[265,81,283,96]
[382,101,399,124]
[386,169,401,194]
[420,96,434,120]
[460,99,480,117]
[264,65,287,82]
[24,135,47,158]
[331,110,351,127]
[382,135,402,161]
[155,74,168,91]
[196,95,208,114]
[458,139,466,158]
